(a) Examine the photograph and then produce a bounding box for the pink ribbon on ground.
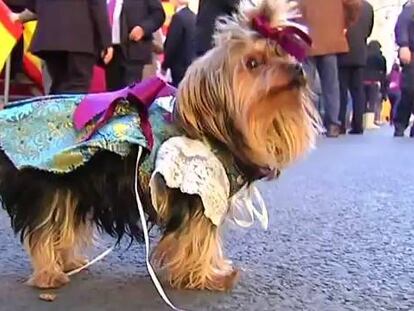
[73,76,176,148]
[252,16,312,61]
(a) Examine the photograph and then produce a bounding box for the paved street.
[1,127,414,311]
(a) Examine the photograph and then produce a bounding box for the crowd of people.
[4,0,414,137]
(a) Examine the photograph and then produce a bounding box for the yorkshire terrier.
[0,0,319,293]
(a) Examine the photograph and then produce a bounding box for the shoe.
[348,129,363,135]
[363,113,380,129]
[326,124,340,138]
[394,125,405,137]
[410,126,414,138]
[339,127,347,135]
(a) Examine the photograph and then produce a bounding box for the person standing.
[13,0,113,94]
[105,0,165,91]
[363,41,387,129]
[161,0,196,87]
[394,1,414,137]
[194,0,239,57]
[387,63,402,124]
[301,0,361,138]
[337,0,373,134]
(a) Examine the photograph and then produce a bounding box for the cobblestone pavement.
[1,127,414,311]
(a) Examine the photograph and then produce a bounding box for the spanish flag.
[22,21,43,91]
[0,0,22,72]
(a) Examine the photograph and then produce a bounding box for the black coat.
[5,0,27,9]
[162,7,196,86]
[338,0,374,67]
[119,0,165,63]
[195,0,239,56]
[26,0,112,57]
[364,52,387,82]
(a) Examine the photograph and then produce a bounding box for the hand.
[9,12,20,23]
[399,47,411,65]
[129,26,144,42]
[101,47,114,65]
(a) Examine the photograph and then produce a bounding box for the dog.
[0,0,319,293]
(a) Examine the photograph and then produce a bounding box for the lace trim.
[150,136,230,226]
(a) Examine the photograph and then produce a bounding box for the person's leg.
[349,66,365,133]
[62,52,95,94]
[392,91,401,124]
[123,61,144,86]
[303,57,323,114]
[394,62,414,135]
[374,91,383,124]
[42,52,68,95]
[338,66,350,133]
[316,54,341,136]
[105,46,124,91]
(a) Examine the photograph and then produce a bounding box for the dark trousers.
[394,62,414,129]
[364,83,380,113]
[170,66,187,87]
[338,66,365,131]
[43,51,95,94]
[105,45,144,91]
[388,91,401,124]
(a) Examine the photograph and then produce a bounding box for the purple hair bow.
[252,15,312,61]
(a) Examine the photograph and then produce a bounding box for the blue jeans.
[305,55,341,127]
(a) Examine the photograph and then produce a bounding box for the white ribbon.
[66,247,114,276]
[229,185,269,230]
[134,147,185,311]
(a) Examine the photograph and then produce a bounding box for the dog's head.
[175,0,320,176]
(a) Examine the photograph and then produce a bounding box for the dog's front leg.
[152,188,239,291]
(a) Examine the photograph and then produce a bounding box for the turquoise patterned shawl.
[0,95,174,173]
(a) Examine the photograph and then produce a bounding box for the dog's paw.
[63,257,88,273]
[212,268,240,292]
[223,268,240,291]
[27,270,70,289]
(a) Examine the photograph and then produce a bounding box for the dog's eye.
[246,57,262,70]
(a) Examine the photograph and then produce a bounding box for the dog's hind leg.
[60,220,94,273]
[25,189,80,289]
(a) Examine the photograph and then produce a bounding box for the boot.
[394,124,405,137]
[363,113,380,130]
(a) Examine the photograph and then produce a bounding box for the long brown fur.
[25,190,93,288]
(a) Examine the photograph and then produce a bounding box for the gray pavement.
[1,127,414,311]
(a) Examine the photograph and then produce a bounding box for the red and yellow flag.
[0,0,22,72]
[22,21,43,91]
